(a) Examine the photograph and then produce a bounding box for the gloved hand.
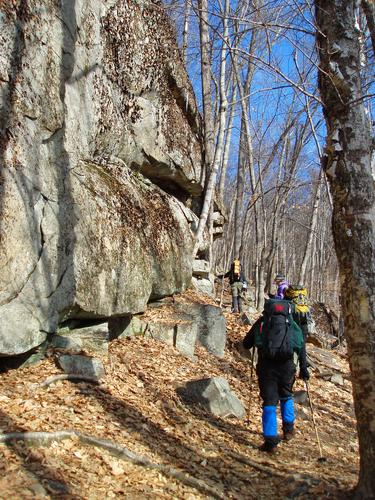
[299,367,310,380]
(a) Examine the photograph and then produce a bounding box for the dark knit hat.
[275,273,286,282]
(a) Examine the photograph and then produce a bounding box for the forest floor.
[0,289,358,499]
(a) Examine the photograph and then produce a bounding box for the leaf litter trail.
[0,291,358,499]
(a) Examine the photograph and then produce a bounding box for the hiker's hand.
[299,367,310,380]
[236,342,252,358]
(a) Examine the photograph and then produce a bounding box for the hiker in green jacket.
[243,298,308,453]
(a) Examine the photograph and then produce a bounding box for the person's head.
[274,273,286,284]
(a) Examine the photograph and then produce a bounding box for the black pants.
[257,358,296,406]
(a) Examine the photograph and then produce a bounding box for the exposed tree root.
[37,374,101,388]
[227,451,290,478]
[0,430,224,499]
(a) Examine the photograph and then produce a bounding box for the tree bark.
[194,0,228,257]
[234,114,247,259]
[182,0,191,66]
[218,76,237,200]
[361,0,375,55]
[298,169,323,285]
[316,0,375,497]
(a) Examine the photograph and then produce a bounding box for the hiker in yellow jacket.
[225,260,247,313]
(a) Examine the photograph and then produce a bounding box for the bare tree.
[316,0,375,497]
[361,0,375,54]
[182,0,191,65]
[193,0,229,257]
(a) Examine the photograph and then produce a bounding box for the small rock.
[177,376,245,419]
[294,390,308,406]
[295,406,311,421]
[330,374,345,386]
[58,355,105,380]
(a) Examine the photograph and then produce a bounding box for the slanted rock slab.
[52,323,109,354]
[177,376,245,419]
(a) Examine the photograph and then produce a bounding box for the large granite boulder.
[0,0,205,355]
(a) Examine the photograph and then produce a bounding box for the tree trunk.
[298,169,323,285]
[218,76,237,200]
[194,0,228,257]
[234,114,247,258]
[361,0,375,54]
[182,0,191,66]
[316,1,375,497]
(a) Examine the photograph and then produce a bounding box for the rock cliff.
[0,0,208,355]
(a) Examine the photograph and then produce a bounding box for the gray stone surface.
[177,303,227,357]
[52,322,109,354]
[175,321,198,359]
[192,260,210,278]
[177,376,245,419]
[295,406,312,421]
[191,276,215,296]
[58,355,105,380]
[111,316,147,339]
[308,346,344,372]
[294,390,309,406]
[108,301,227,360]
[112,313,197,359]
[240,312,255,326]
[146,322,176,346]
[330,373,345,386]
[51,336,83,353]
[0,0,205,355]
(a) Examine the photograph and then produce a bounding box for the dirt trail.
[0,291,357,499]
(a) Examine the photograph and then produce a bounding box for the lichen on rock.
[0,0,204,355]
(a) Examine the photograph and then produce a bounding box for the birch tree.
[316,0,375,497]
[193,0,229,257]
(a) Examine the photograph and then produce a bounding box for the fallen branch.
[0,430,224,499]
[37,374,101,389]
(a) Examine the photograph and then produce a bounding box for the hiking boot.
[258,441,278,454]
[283,429,295,441]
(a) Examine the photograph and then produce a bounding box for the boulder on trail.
[58,354,105,380]
[176,303,226,358]
[177,376,245,419]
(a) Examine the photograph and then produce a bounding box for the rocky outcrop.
[0,0,209,355]
[110,298,227,359]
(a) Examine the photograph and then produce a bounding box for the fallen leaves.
[0,289,359,499]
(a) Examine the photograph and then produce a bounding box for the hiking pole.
[219,273,225,308]
[246,347,255,424]
[305,380,327,463]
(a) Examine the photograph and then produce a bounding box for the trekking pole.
[219,273,225,308]
[305,380,327,462]
[246,347,255,424]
